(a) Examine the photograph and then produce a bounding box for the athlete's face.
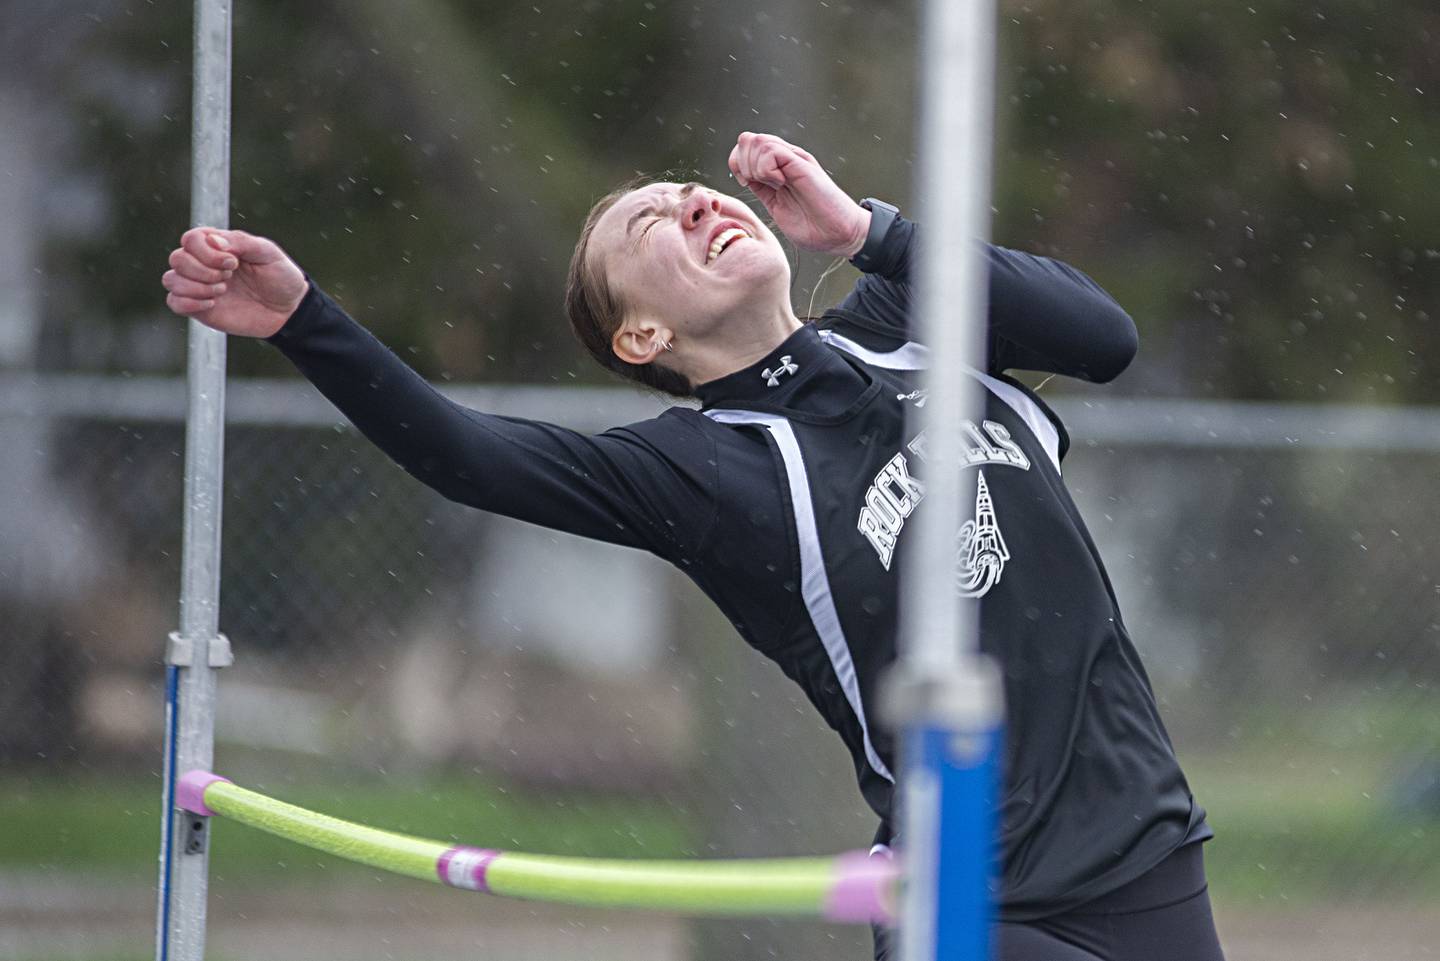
[589,181,792,346]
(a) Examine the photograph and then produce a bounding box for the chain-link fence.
[3,377,1438,960]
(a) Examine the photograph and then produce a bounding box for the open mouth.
[705,226,750,265]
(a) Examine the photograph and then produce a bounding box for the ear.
[611,317,672,366]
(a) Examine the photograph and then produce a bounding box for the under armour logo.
[762,355,799,387]
[897,389,929,408]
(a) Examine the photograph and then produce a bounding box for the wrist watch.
[850,198,900,273]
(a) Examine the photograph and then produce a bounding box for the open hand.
[162,228,307,338]
[727,132,870,258]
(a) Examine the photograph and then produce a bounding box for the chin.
[720,240,790,286]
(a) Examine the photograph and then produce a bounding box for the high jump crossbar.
[174,771,898,921]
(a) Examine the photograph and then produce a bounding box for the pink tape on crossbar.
[176,771,232,817]
[823,850,899,924]
[437,846,502,892]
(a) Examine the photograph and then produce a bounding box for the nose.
[680,192,721,231]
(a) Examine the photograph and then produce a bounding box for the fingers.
[165,291,216,316]
[162,263,225,316]
[168,247,232,284]
[730,132,811,191]
[727,142,748,187]
[210,228,278,263]
[738,132,781,188]
[166,230,234,312]
[171,227,238,286]
[181,228,241,270]
[163,269,226,300]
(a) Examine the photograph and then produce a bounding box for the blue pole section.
[885,662,1003,961]
[924,720,1000,956]
[155,666,180,961]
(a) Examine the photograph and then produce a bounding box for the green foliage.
[996,0,1439,402]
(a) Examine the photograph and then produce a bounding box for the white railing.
[4,373,1437,451]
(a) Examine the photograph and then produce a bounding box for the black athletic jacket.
[268,215,1210,920]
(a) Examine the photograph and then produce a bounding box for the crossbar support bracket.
[165,632,234,668]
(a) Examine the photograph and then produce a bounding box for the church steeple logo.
[955,471,1009,597]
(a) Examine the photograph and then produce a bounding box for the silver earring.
[652,336,674,353]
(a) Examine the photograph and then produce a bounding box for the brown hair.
[565,178,695,398]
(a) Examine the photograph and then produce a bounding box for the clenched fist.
[727,132,871,259]
[162,228,307,338]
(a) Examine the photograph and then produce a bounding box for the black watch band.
[850,198,900,273]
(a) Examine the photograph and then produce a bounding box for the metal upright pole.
[156,2,234,959]
[885,0,1004,959]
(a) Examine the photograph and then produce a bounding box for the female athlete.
[162,131,1226,961]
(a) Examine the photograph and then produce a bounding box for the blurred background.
[2,0,1438,958]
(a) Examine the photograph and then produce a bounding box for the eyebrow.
[624,182,703,237]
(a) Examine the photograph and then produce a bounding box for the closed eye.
[630,213,662,251]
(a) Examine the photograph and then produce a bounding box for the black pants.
[872,842,1225,961]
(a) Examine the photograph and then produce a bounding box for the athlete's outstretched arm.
[270,286,714,557]
[837,219,1139,384]
[162,229,713,560]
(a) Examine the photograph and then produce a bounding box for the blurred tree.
[995,0,1439,404]
[38,0,1439,404]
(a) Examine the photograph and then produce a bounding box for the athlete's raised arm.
[984,245,1138,383]
[161,228,714,560]
[727,134,1136,383]
[834,221,1138,383]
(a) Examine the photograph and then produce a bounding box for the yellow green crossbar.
[176,771,897,922]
